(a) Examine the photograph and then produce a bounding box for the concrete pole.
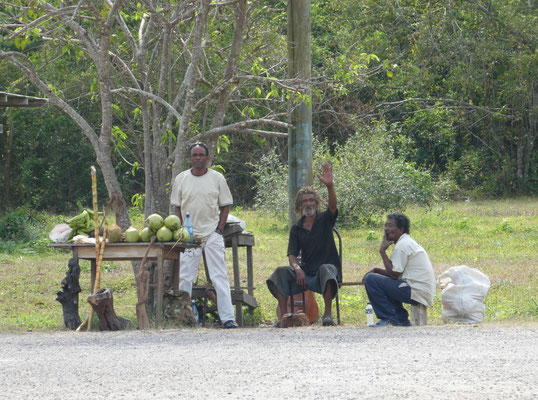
[287,0,312,227]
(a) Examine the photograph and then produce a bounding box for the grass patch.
[0,197,536,331]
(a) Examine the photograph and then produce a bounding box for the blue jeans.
[363,273,418,326]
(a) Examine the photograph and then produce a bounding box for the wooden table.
[51,242,196,327]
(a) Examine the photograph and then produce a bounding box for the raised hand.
[317,162,333,187]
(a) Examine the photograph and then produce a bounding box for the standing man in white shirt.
[170,141,238,329]
[362,213,436,327]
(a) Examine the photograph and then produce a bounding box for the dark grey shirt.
[287,209,340,277]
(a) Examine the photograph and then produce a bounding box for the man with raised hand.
[267,163,340,327]
[170,141,238,329]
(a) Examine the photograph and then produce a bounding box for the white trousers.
[179,232,235,322]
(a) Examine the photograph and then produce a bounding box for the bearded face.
[303,206,316,217]
[300,194,317,217]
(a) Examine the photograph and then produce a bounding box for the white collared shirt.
[390,233,436,307]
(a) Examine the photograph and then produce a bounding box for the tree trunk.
[3,112,14,208]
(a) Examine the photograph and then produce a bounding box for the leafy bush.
[251,150,289,219]
[0,208,58,253]
[0,208,32,241]
[252,123,435,225]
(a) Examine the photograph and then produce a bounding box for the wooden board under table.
[51,242,196,327]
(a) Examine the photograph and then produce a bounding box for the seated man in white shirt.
[362,213,436,327]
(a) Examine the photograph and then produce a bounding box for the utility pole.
[287,0,312,227]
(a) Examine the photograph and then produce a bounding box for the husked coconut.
[107,224,122,243]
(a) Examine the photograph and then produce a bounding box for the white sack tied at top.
[438,265,491,324]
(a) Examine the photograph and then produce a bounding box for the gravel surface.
[1,324,537,399]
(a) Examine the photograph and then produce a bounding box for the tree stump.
[56,257,82,330]
[163,289,197,327]
[87,288,130,331]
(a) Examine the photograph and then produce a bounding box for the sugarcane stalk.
[91,166,100,257]
[77,166,106,332]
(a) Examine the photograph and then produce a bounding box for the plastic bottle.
[183,212,194,244]
[191,300,199,327]
[366,303,374,326]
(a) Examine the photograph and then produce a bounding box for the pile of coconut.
[108,214,190,243]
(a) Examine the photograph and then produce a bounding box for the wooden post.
[231,234,242,326]
[155,251,164,327]
[287,0,312,227]
[246,245,254,318]
[411,303,428,326]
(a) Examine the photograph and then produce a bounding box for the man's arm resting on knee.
[289,254,306,289]
[361,245,401,282]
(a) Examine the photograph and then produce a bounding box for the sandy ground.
[0,324,537,399]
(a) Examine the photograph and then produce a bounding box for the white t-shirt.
[170,169,233,237]
[390,233,436,307]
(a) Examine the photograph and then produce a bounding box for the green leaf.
[111,126,127,151]
[162,130,176,144]
[111,104,123,118]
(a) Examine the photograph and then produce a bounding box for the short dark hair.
[189,141,209,156]
[387,213,410,234]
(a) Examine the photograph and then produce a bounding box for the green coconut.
[140,227,154,242]
[173,227,191,243]
[107,223,122,243]
[164,214,181,231]
[156,226,173,242]
[147,213,164,231]
[124,226,140,243]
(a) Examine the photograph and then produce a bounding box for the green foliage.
[1,0,536,221]
[251,150,289,219]
[253,123,435,224]
[310,0,538,196]
[0,207,59,255]
[0,208,33,241]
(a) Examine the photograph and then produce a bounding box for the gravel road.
[1,324,536,399]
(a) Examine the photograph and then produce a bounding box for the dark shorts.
[266,264,339,299]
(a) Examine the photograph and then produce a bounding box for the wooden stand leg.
[173,258,180,290]
[90,259,96,294]
[155,252,164,327]
[246,246,254,319]
[231,236,243,327]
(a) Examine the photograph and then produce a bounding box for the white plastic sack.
[226,214,246,230]
[49,223,72,243]
[438,265,490,324]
